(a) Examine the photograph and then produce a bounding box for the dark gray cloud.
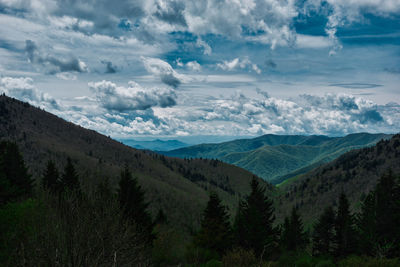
[25,40,88,74]
[265,59,277,69]
[101,60,117,73]
[329,83,383,89]
[154,0,187,27]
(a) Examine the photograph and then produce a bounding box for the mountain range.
[1,94,399,228]
[0,95,270,232]
[163,133,392,184]
[119,139,190,151]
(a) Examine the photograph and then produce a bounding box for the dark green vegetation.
[278,133,400,224]
[1,94,400,266]
[0,95,270,232]
[163,132,391,184]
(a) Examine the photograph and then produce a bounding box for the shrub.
[222,247,257,267]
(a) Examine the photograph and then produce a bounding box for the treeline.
[1,140,400,266]
[0,141,155,266]
[188,172,400,266]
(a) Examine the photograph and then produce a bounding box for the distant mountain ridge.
[120,139,189,151]
[163,133,392,184]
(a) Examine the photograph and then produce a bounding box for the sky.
[0,0,400,142]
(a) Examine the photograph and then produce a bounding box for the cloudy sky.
[1,0,399,142]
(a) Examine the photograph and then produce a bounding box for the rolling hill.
[0,95,272,232]
[163,133,392,184]
[277,133,400,225]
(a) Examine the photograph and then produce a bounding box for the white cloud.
[0,76,59,109]
[186,61,201,72]
[88,80,177,111]
[217,57,261,74]
[141,56,189,88]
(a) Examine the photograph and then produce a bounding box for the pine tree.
[357,192,377,256]
[235,177,278,258]
[312,206,336,256]
[60,157,80,192]
[42,160,60,193]
[357,171,400,257]
[194,192,232,256]
[0,141,32,204]
[281,206,308,252]
[335,192,357,258]
[118,166,153,243]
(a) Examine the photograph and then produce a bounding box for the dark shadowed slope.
[163,133,392,184]
[0,95,272,231]
[277,134,400,225]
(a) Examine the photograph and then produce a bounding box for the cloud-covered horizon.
[0,1,399,139]
[1,76,399,138]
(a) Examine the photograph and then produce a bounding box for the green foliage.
[152,224,187,266]
[165,133,389,183]
[60,157,80,192]
[338,255,400,267]
[235,177,278,259]
[0,141,33,204]
[222,247,257,267]
[335,192,357,257]
[185,243,219,265]
[42,160,60,193]
[312,206,336,256]
[0,199,39,264]
[118,165,154,243]
[1,185,151,266]
[356,171,400,257]
[193,192,232,258]
[281,206,309,252]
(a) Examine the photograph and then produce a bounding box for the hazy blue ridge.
[162,133,392,184]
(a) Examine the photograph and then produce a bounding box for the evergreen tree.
[357,171,400,257]
[118,166,153,243]
[42,160,60,193]
[60,157,80,192]
[194,192,232,257]
[312,206,336,256]
[335,192,357,258]
[0,141,32,204]
[235,177,278,258]
[281,206,308,252]
[357,192,377,256]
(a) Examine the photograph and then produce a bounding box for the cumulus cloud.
[141,56,188,88]
[0,76,59,109]
[217,58,261,74]
[25,40,88,74]
[89,80,177,111]
[186,61,201,72]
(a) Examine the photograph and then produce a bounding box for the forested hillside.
[278,133,400,225]
[0,95,270,230]
[164,133,391,184]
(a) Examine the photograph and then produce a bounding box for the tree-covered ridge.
[164,132,391,184]
[278,133,400,224]
[0,95,271,232]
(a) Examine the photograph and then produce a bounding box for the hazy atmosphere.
[1,0,400,141]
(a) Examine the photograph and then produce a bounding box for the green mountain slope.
[277,133,400,225]
[164,133,392,184]
[0,95,271,231]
